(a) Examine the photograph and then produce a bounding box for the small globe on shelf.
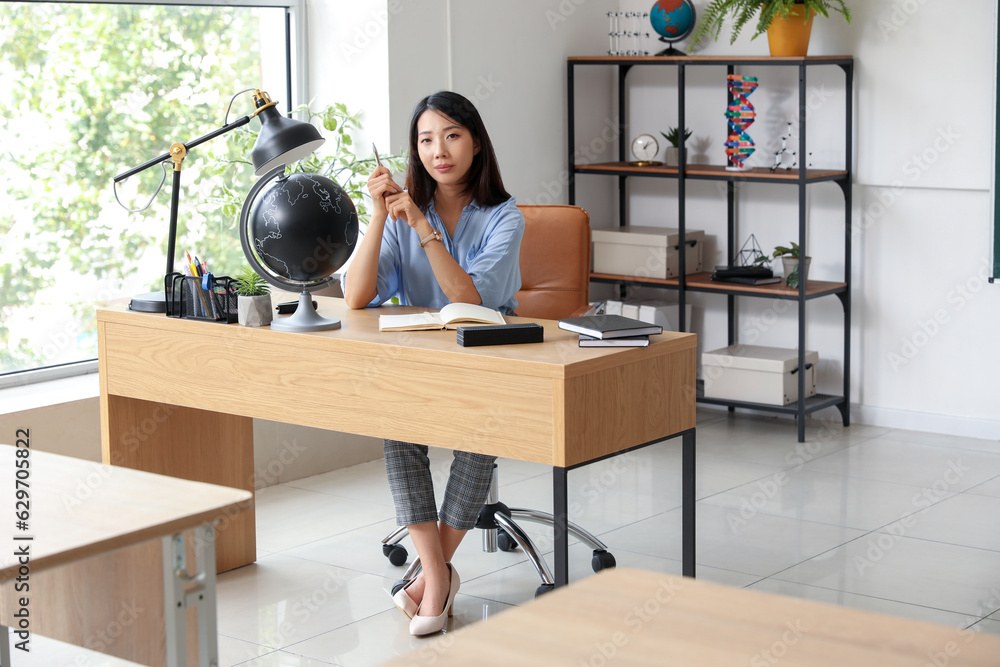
[649,0,696,56]
[240,167,359,332]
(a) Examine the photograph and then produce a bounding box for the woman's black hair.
[404,90,511,211]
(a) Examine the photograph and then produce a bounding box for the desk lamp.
[113,90,325,313]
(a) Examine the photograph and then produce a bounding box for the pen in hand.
[372,143,399,196]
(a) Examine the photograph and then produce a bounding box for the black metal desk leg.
[553,466,569,587]
[682,428,696,578]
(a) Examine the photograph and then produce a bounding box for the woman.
[343,91,524,636]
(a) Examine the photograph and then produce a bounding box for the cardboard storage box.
[592,226,705,279]
[702,345,818,405]
[638,300,693,332]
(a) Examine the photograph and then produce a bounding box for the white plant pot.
[238,294,273,326]
[781,256,811,286]
[664,146,680,167]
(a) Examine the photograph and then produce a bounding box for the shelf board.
[568,55,853,66]
[574,162,848,183]
[590,271,847,299]
[695,381,846,415]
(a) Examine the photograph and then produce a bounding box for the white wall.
[383,0,617,217]
[308,0,1000,440]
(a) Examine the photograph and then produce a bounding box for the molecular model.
[608,11,650,56]
[770,122,813,172]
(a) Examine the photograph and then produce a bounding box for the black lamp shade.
[251,104,325,176]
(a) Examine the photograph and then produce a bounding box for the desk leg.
[104,396,255,572]
[682,428,696,578]
[553,467,569,587]
[163,524,219,667]
[0,625,9,667]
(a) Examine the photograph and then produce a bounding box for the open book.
[378,302,506,332]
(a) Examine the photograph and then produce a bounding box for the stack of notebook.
[558,314,663,347]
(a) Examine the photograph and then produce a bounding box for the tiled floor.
[23,409,1000,665]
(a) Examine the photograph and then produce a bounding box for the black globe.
[241,168,358,291]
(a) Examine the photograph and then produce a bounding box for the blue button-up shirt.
[344,196,524,313]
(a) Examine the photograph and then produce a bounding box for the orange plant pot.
[766,4,815,57]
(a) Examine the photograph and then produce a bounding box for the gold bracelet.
[419,229,442,248]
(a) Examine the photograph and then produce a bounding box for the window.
[0,0,303,380]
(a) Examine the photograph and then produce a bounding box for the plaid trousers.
[384,439,497,531]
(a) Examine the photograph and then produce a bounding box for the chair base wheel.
[497,529,518,552]
[391,578,411,596]
[535,583,555,597]
[383,543,408,566]
[591,549,616,572]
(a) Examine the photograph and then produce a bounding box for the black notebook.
[558,314,663,340]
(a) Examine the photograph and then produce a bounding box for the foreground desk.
[97,299,697,583]
[0,445,251,666]
[379,568,1000,666]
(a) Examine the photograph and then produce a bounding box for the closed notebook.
[558,314,662,339]
[579,335,650,348]
[378,302,505,332]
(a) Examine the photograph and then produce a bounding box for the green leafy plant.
[207,101,408,229]
[691,0,851,49]
[234,265,270,296]
[755,242,806,286]
[661,127,693,148]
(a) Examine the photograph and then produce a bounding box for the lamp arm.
[113,114,252,182]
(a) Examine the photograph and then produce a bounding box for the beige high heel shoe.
[408,564,460,637]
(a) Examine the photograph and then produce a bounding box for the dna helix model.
[724,74,759,171]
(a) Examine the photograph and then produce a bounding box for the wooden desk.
[378,568,1000,666]
[96,299,697,583]
[0,444,251,666]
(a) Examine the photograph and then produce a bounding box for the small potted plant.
[756,242,810,287]
[690,0,851,56]
[235,265,272,326]
[660,127,692,167]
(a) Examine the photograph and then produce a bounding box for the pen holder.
[165,272,238,323]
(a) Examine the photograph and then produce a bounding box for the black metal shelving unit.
[567,55,854,442]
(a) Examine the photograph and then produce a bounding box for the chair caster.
[383,543,408,566]
[535,583,555,597]
[391,578,411,596]
[497,528,519,552]
[591,549,616,572]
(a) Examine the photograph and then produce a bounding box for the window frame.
[0,0,308,390]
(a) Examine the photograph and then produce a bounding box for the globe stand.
[271,290,341,332]
[655,40,686,56]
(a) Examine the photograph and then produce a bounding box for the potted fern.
[691,0,851,56]
[235,265,272,326]
[660,127,692,167]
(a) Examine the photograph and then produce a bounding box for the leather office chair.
[381,205,616,596]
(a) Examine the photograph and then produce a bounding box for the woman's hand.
[385,191,430,232]
[367,165,401,222]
